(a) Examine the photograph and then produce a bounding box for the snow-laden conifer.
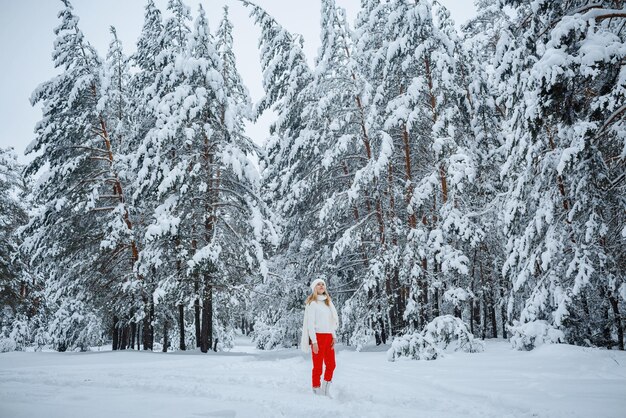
[0,148,37,350]
[241,0,318,347]
[136,3,275,352]
[366,1,477,340]
[444,0,512,338]
[496,0,626,349]
[23,0,140,351]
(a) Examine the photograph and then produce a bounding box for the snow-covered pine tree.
[137,3,275,353]
[131,0,192,351]
[0,148,28,313]
[214,6,267,349]
[240,0,319,348]
[371,0,476,340]
[0,148,36,351]
[98,26,141,350]
[245,0,395,348]
[23,0,140,351]
[496,0,626,350]
[452,0,511,338]
[346,0,410,343]
[307,0,397,347]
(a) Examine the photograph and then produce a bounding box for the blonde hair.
[305,289,331,306]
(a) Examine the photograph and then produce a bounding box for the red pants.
[311,333,336,387]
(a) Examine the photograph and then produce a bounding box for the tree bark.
[419,258,429,328]
[609,294,624,350]
[501,305,508,339]
[194,279,201,348]
[480,255,487,339]
[500,286,508,339]
[178,304,186,351]
[120,323,128,350]
[163,320,168,353]
[112,316,119,351]
[200,283,213,353]
[142,298,154,351]
[489,293,498,338]
[473,301,481,337]
[378,317,387,345]
[130,321,136,350]
[432,259,440,318]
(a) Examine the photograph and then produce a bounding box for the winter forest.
[1,0,625,368]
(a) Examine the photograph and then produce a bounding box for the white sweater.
[305,295,338,344]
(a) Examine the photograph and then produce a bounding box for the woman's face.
[315,282,326,295]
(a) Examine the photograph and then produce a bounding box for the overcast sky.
[0,0,476,163]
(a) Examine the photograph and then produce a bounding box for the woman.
[300,278,339,397]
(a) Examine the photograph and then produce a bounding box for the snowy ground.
[1,337,625,418]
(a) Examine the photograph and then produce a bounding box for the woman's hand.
[331,338,336,348]
[312,342,319,354]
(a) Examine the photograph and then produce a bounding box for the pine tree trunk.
[142,298,154,351]
[385,273,396,335]
[150,303,155,348]
[604,307,613,348]
[163,320,168,353]
[402,122,417,229]
[178,304,186,351]
[194,278,201,348]
[469,299,475,334]
[609,294,624,350]
[419,258,429,328]
[120,324,128,350]
[473,301,481,337]
[500,287,508,339]
[391,267,405,334]
[470,249,477,334]
[112,316,119,351]
[200,283,213,353]
[374,330,382,346]
[130,322,136,350]
[581,294,593,341]
[481,297,487,340]
[432,260,440,318]
[489,293,498,338]
[480,256,487,340]
[378,317,387,345]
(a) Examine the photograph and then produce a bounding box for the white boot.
[321,380,332,398]
[312,386,322,396]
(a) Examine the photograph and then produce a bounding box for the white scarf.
[300,295,339,353]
